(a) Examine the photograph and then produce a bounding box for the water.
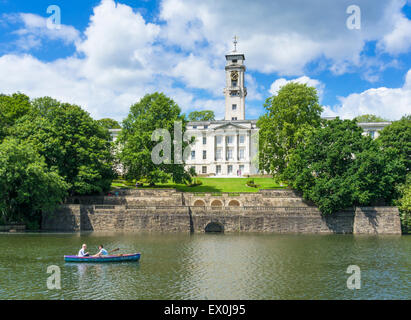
[0,232,409,300]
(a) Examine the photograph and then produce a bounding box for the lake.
[0,232,409,300]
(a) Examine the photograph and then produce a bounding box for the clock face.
[231,71,239,81]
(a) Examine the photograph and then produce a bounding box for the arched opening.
[228,200,240,207]
[193,199,206,207]
[205,222,224,233]
[211,200,223,207]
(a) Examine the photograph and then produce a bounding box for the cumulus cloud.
[0,0,410,122]
[323,69,411,120]
[158,0,411,76]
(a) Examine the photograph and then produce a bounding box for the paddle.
[108,248,120,254]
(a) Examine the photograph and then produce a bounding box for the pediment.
[213,122,249,131]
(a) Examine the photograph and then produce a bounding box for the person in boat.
[78,244,89,257]
[93,244,109,257]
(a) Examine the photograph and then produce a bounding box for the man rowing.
[92,244,109,257]
[78,244,89,257]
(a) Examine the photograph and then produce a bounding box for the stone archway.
[193,199,206,206]
[205,221,224,233]
[211,199,223,207]
[228,200,240,207]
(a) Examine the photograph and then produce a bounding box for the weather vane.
[233,35,238,52]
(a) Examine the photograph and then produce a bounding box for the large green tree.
[283,119,406,215]
[11,97,115,195]
[377,115,411,173]
[188,110,215,121]
[118,92,191,185]
[0,139,69,227]
[258,83,323,177]
[0,93,33,141]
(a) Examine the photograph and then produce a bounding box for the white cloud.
[0,0,410,122]
[269,76,325,101]
[158,0,411,76]
[6,13,80,50]
[323,69,411,120]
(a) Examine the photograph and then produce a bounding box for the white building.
[185,41,259,177]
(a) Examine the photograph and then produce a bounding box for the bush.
[246,179,258,188]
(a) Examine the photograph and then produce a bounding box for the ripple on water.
[0,233,410,300]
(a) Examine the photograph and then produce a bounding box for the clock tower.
[224,36,247,121]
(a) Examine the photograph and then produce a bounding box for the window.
[227,148,233,160]
[203,150,207,160]
[232,59,237,63]
[227,136,233,144]
[228,165,233,174]
[191,151,195,160]
[191,166,195,172]
[216,136,222,145]
[239,148,245,160]
[239,165,244,173]
[203,137,207,145]
[193,125,197,129]
[232,117,237,121]
[216,149,222,160]
[232,104,237,110]
[239,135,245,144]
[202,166,207,174]
[230,91,238,97]
[204,125,208,129]
[216,165,221,175]
[369,131,376,139]
[232,80,237,87]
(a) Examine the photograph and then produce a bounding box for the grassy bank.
[111,177,286,193]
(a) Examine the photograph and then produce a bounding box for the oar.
[108,248,120,254]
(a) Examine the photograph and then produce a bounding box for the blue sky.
[0,0,410,121]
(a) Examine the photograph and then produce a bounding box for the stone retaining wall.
[41,189,402,234]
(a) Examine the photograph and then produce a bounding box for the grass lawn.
[111,177,286,193]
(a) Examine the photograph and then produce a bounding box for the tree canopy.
[188,110,215,121]
[97,118,121,129]
[377,115,411,173]
[283,118,406,215]
[354,114,388,123]
[0,138,69,227]
[118,92,192,185]
[11,98,115,195]
[258,83,323,177]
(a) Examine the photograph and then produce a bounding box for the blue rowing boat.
[64,253,141,263]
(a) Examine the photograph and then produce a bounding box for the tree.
[0,93,33,141]
[354,114,388,123]
[11,98,115,195]
[395,173,411,234]
[188,110,215,121]
[118,92,191,185]
[258,83,323,177]
[378,115,411,173]
[97,118,121,129]
[0,139,68,227]
[283,119,406,215]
